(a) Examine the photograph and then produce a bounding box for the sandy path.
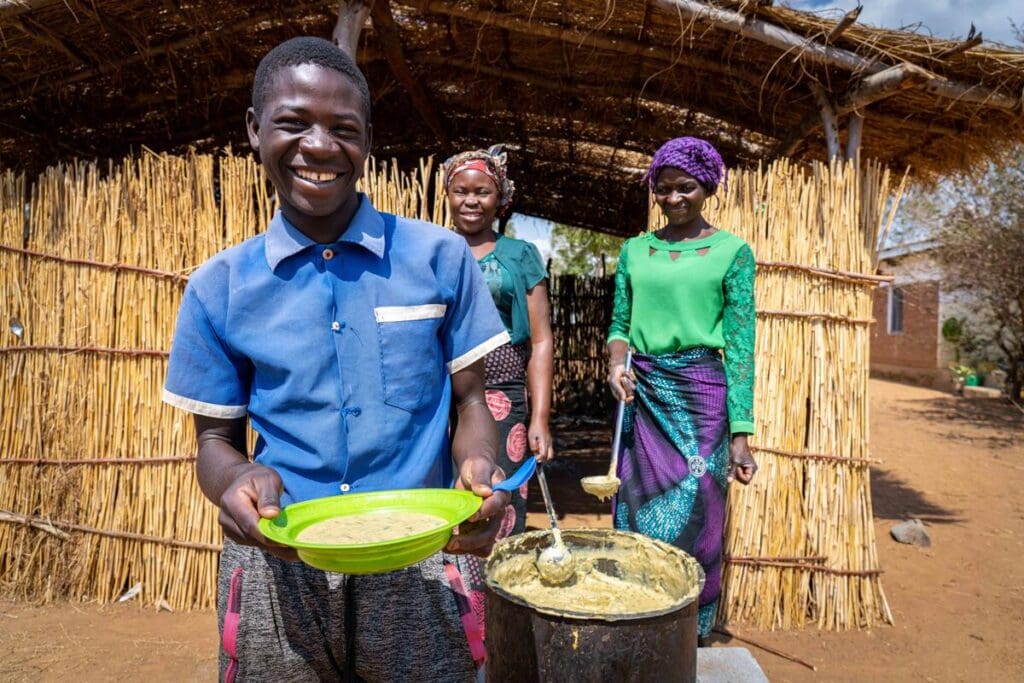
[2,379,1022,681]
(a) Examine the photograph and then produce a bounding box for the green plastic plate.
[258,488,483,574]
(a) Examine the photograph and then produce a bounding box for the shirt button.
[331,321,341,331]
[340,483,351,492]
[323,248,335,260]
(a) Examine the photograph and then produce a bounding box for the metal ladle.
[535,463,576,584]
[580,350,632,501]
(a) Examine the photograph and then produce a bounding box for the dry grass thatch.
[0,0,1020,235]
[2,149,902,631]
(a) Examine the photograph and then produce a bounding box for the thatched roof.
[2,0,1023,234]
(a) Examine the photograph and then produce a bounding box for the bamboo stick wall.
[1,152,902,631]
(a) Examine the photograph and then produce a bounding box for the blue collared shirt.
[163,195,508,505]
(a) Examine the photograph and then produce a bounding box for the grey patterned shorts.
[217,538,476,682]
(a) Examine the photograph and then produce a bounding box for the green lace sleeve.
[722,242,756,434]
[607,240,632,345]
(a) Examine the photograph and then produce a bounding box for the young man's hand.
[193,415,298,561]
[445,457,511,557]
[447,358,506,557]
[218,462,299,561]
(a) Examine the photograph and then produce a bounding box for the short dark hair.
[252,36,371,119]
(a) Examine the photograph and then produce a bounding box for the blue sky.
[507,214,555,260]
[789,0,1021,45]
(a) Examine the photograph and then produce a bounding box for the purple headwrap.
[643,137,726,195]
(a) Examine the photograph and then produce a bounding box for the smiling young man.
[163,37,510,682]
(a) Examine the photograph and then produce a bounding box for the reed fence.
[1,151,902,631]
[672,158,904,630]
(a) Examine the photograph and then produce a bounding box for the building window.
[888,286,904,334]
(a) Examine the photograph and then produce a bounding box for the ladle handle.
[536,464,559,532]
[608,350,633,476]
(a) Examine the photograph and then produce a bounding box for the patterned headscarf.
[642,137,726,196]
[443,144,516,217]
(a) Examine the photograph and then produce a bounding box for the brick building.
[871,240,971,389]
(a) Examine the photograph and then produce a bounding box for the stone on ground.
[890,518,932,547]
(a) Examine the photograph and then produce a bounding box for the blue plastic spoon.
[491,455,538,492]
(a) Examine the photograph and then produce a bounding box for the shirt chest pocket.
[374,304,447,412]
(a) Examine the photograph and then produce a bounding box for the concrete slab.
[963,385,1003,399]
[697,647,769,683]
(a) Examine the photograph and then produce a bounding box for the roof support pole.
[846,111,864,162]
[332,0,371,59]
[810,82,842,161]
[777,64,932,157]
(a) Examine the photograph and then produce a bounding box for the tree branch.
[935,24,983,60]
[825,4,861,44]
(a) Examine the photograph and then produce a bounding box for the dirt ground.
[2,379,1023,682]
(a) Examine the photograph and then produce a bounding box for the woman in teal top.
[607,137,757,641]
[442,145,555,649]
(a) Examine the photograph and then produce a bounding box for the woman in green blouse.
[607,137,757,641]
[442,146,554,651]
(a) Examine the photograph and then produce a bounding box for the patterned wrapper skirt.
[446,342,531,667]
[612,348,730,637]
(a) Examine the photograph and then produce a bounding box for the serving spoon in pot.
[535,463,576,584]
[489,456,574,583]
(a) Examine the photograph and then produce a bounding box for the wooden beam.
[332,0,371,58]
[825,4,861,44]
[369,0,448,145]
[652,0,870,71]
[651,0,1020,112]
[845,111,864,161]
[935,24,982,60]
[810,82,841,160]
[839,63,933,110]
